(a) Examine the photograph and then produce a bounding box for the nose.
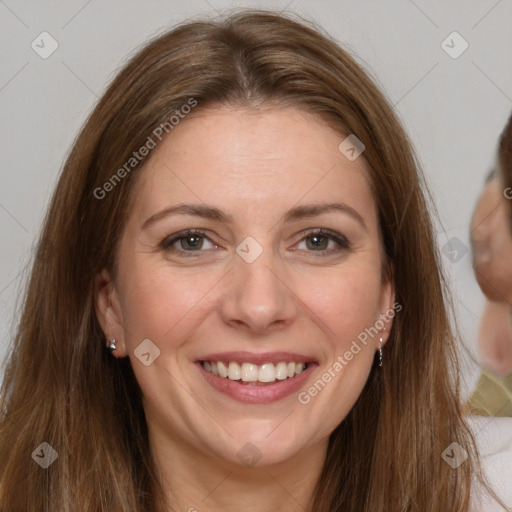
[219,243,298,335]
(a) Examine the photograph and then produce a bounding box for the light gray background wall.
[1,0,511,399]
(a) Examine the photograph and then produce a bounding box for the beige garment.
[467,366,512,417]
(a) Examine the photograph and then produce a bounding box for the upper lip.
[196,351,317,365]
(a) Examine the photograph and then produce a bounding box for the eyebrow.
[142,202,367,231]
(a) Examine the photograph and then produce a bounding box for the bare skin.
[477,300,512,376]
[95,106,395,511]
[471,173,512,375]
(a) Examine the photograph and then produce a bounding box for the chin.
[213,429,308,468]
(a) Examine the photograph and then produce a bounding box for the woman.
[467,113,512,417]
[0,9,507,511]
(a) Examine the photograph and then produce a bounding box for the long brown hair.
[0,9,495,511]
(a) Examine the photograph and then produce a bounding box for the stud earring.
[378,336,384,367]
[107,338,117,353]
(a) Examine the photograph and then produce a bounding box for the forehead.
[130,106,377,228]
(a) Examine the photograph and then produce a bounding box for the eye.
[160,229,218,256]
[160,228,350,258]
[294,228,350,255]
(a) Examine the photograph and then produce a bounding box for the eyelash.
[160,228,351,257]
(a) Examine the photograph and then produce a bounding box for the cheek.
[296,267,383,419]
[118,260,220,346]
[299,264,384,347]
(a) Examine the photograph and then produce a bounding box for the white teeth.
[275,361,288,380]
[241,363,258,382]
[217,361,228,378]
[202,360,309,383]
[228,361,241,380]
[258,363,276,382]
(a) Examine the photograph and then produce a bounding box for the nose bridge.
[221,234,297,333]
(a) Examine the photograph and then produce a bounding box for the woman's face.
[96,106,394,467]
[471,173,512,303]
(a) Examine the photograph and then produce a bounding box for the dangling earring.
[378,336,384,367]
[107,338,117,353]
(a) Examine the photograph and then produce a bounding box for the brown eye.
[305,234,330,250]
[296,229,350,254]
[161,229,217,255]
[176,234,204,250]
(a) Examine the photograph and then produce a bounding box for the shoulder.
[466,415,512,511]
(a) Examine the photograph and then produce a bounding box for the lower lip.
[195,362,317,404]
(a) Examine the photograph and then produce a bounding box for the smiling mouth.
[200,360,309,386]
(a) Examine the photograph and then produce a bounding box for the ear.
[94,268,128,357]
[377,268,397,349]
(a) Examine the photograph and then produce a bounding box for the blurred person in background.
[467,112,512,417]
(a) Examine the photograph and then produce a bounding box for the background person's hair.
[498,111,512,231]
[0,8,494,511]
